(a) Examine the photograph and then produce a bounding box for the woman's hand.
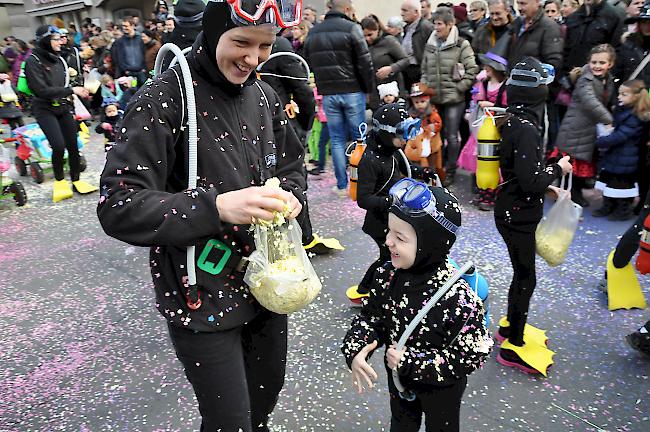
[386,343,406,370]
[216,185,301,225]
[351,340,378,394]
[376,66,393,80]
[72,86,89,99]
[546,185,566,200]
[557,155,573,175]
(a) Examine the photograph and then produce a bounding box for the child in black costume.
[342,181,492,431]
[494,57,572,374]
[351,104,413,298]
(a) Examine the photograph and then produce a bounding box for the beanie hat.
[174,0,207,23]
[372,103,409,152]
[390,185,461,271]
[453,4,468,22]
[378,81,400,100]
[506,57,549,125]
[35,25,60,54]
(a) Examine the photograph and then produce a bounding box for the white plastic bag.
[536,173,582,267]
[244,217,321,314]
[83,68,102,94]
[0,80,17,103]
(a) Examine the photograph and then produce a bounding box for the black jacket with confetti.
[494,109,562,230]
[97,36,306,332]
[341,260,493,388]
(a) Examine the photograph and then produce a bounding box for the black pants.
[613,189,650,268]
[358,236,391,294]
[389,372,467,432]
[168,310,287,432]
[33,105,79,182]
[496,220,537,346]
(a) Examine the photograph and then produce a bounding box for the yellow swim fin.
[498,316,549,346]
[72,180,98,195]
[304,233,345,254]
[500,339,555,376]
[346,285,368,306]
[606,250,647,311]
[52,180,73,203]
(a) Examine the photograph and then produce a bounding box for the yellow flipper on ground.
[72,180,98,194]
[498,316,549,346]
[304,234,345,254]
[52,180,73,203]
[607,251,647,311]
[501,339,555,377]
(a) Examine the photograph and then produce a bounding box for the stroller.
[13,122,89,184]
[0,142,27,206]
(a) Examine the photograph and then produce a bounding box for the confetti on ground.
[0,128,648,431]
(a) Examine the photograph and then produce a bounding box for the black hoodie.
[24,46,73,111]
[342,187,492,387]
[97,28,306,332]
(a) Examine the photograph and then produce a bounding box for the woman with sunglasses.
[97,1,306,430]
[24,25,95,202]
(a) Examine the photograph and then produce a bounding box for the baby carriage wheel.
[14,157,27,176]
[8,181,27,206]
[79,154,87,173]
[30,161,44,184]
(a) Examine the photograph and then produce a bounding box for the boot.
[607,199,634,221]
[592,197,616,217]
[571,183,589,207]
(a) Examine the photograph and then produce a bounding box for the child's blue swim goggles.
[389,178,460,235]
[373,117,422,141]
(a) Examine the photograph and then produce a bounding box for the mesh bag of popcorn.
[244,182,321,314]
[535,180,582,267]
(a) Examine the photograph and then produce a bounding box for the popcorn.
[536,228,576,267]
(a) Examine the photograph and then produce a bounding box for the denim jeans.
[438,101,466,173]
[317,121,330,171]
[323,92,366,189]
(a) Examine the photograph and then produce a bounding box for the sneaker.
[332,185,348,197]
[495,326,509,343]
[496,347,541,374]
[308,168,324,176]
[625,327,650,358]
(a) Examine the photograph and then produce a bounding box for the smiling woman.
[97,1,307,431]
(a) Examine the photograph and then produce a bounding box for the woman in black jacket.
[494,57,572,374]
[97,2,306,430]
[25,25,95,203]
[361,15,409,109]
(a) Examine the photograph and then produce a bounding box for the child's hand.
[351,340,378,394]
[386,344,407,370]
[101,122,111,130]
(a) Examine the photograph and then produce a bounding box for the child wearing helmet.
[342,179,492,432]
[494,57,572,375]
[98,1,306,430]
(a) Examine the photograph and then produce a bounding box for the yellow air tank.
[476,111,501,190]
[348,138,366,201]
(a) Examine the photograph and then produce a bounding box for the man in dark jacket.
[304,0,375,194]
[97,1,305,430]
[111,19,146,85]
[400,0,434,91]
[613,4,650,87]
[562,0,625,77]
[472,0,513,56]
[507,0,563,71]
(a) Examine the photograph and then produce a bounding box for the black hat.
[372,103,409,152]
[390,185,462,272]
[478,33,509,72]
[174,0,207,23]
[625,1,650,24]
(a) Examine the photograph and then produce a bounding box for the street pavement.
[0,126,648,432]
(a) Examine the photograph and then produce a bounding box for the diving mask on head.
[373,117,422,141]
[389,178,460,235]
[213,0,303,28]
[506,62,555,87]
[36,25,61,41]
